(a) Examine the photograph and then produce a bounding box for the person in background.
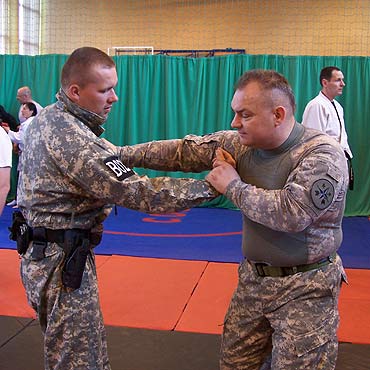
[16,86,43,123]
[0,125,12,216]
[0,104,18,131]
[0,105,18,206]
[3,102,37,155]
[301,66,354,189]
[16,46,217,370]
[119,69,349,370]
[2,102,38,208]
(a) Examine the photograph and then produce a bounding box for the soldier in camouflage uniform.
[17,47,218,370]
[119,70,349,369]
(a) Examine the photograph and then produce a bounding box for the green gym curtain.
[0,54,369,215]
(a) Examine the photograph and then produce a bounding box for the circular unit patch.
[311,179,335,210]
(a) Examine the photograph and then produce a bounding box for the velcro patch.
[104,156,135,181]
[310,179,335,210]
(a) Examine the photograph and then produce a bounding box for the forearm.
[7,130,22,145]
[119,131,242,172]
[225,179,313,232]
[119,176,219,214]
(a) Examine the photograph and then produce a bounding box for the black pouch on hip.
[8,211,32,255]
[62,231,90,290]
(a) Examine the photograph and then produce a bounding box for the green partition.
[1,54,368,215]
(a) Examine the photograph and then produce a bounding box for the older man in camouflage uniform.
[17,47,218,370]
[120,70,349,369]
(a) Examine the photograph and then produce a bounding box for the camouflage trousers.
[20,242,111,370]
[220,255,346,370]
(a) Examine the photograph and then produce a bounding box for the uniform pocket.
[294,322,332,357]
[21,244,65,311]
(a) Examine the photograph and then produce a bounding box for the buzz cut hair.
[61,47,116,90]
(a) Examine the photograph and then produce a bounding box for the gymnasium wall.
[1,1,369,215]
[3,0,370,56]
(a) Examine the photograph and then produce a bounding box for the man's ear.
[66,84,80,102]
[274,106,286,126]
[322,78,329,88]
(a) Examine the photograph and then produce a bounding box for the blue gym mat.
[1,206,369,268]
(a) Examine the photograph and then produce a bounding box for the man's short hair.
[61,47,116,90]
[319,66,341,86]
[235,69,296,114]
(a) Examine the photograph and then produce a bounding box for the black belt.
[250,253,336,277]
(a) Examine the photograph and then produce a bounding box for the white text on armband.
[104,156,135,181]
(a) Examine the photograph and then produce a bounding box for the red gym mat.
[337,269,370,344]
[175,262,238,334]
[174,263,370,344]
[97,255,207,330]
[0,249,35,318]
[0,250,369,344]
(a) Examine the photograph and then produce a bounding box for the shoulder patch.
[310,179,335,210]
[104,156,135,181]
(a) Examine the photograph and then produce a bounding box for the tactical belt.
[30,227,93,260]
[31,227,95,290]
[32,227,90,244]
[250,253,336,278]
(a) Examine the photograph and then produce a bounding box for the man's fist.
[213,148,236,168]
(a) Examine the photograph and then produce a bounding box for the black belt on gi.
[250,253,336,277]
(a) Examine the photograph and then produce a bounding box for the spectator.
[4,102,37,154]
[0,104,18,131]
[16,86,43,123]
[2,102,37,208]
[0,125,12,216]
[302,66,354,189]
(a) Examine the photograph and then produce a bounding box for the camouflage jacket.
[120,123,348,265]
[17,90,218,230]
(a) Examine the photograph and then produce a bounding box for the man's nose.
[231,114,240,128]
[109,89,118,102]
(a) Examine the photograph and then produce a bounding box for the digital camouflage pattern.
[17,89,218,370]
[18,90,218,230]
[119,123,348,369]
[21,247,109,370]
[120,123,348,265]
[220,256,344,370]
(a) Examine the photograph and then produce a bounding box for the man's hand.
[206,161,240,194]
[213,148,236,168]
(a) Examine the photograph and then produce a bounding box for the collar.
[320,90,334,103]
[56,89,105,137]
[257,122,304,158]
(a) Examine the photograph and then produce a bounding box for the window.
[19,0,40,55]
[0,0,40,55]
[0,0,8,54]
